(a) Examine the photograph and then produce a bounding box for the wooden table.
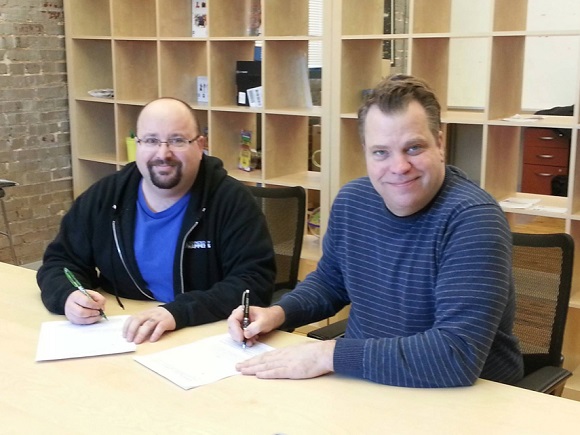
[1,262,579,435]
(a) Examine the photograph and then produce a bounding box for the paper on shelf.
[499,197,541,209]
[36,315,135,361]
[134,333,274,390]
[501,114,543,122]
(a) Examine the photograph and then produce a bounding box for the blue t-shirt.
[134,182,191,302]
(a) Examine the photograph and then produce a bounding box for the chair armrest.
[307,319,348,340]
[515,366,572,394]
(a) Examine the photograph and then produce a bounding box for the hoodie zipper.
[112,219,154,300]
[177,207,206,294]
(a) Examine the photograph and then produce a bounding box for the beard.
[147,158,183,189]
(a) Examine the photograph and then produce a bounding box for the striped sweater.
[279,166,524,387]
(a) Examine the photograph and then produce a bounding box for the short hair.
[137,97,201,133]
[357,74,441,144]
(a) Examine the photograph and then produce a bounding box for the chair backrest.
[512,232,574,376]
[247,185,306,294]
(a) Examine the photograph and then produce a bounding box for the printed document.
[134,333,274,390]
[36,315,136,361]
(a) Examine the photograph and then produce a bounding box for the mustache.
[148,158,179,167]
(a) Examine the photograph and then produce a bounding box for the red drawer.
[523,145,569,166]
[523,128,570,149]
[521,164,568,195]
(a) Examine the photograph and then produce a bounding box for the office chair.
[511,232,574,395]
[247,185,306,304]
[307,232,575,395]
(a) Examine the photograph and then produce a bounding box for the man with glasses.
[38,97,276,344]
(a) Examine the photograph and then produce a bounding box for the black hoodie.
[37,155,276,329]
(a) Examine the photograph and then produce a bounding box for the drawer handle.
[536,172,555,177]
[539,136,555,140]
[536,154,555,159]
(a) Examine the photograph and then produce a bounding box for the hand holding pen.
[241,289,250,348]
[64,267,108,321]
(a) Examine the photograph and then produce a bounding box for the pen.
[63,267,108,320]
[241,289,250,349]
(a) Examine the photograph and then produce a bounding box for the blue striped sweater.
[279,166,524,387]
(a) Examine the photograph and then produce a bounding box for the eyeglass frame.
[135,134,202,150]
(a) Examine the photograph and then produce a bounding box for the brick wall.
[0,0,72,265]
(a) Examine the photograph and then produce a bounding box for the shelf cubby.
[208,40,256,107]
[264,40,313,111]
[69,39,113,98]
[158,0,195,38]
[113,40,158,102]
[209,0,260,38]
[209,110,261,178]
[413,0,451,34]
[111,0,156,38]
[65,0,111,37]
[339,39,384,114]
[159,41,208,104]
[74,101,116,160]
[340,0,384,36]
[263,0,309,37]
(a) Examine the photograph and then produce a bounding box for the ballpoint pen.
[241,289,250,349]
[63,267,108,320]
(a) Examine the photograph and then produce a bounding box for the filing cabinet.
[521,128,570,195]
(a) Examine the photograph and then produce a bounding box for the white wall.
[448,0,580,111]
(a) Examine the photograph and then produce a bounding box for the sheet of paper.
[36,315,136,361]
[134,333,274,390]
[499,197,541,209]
[501,114,543,122]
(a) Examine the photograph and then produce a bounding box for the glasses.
[136,135,201,150]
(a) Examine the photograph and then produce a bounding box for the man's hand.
[227,305,285,347]
[64,290,107,325]
[122,307,176,344]
[236,340,336,379]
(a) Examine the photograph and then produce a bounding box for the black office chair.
[308,232,575,395]
[511,232,574,395]
[247,185,306,304]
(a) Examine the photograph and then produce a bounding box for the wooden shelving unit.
[65,0,580,397]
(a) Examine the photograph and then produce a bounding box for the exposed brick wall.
[0,0,72,265]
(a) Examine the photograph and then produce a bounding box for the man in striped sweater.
[228,75,524,387]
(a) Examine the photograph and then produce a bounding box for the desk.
[1,262,580,435]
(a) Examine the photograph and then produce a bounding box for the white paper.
[247,86,263,108]
[134,333,274,390]
[499,197,541,209]
[36,315,136,361]
[501,114,543,122]
[196,76,208,103]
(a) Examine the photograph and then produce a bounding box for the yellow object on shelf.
[126,136,136,162]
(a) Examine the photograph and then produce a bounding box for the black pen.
[64,267,108,320]
[241,289,250,348]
